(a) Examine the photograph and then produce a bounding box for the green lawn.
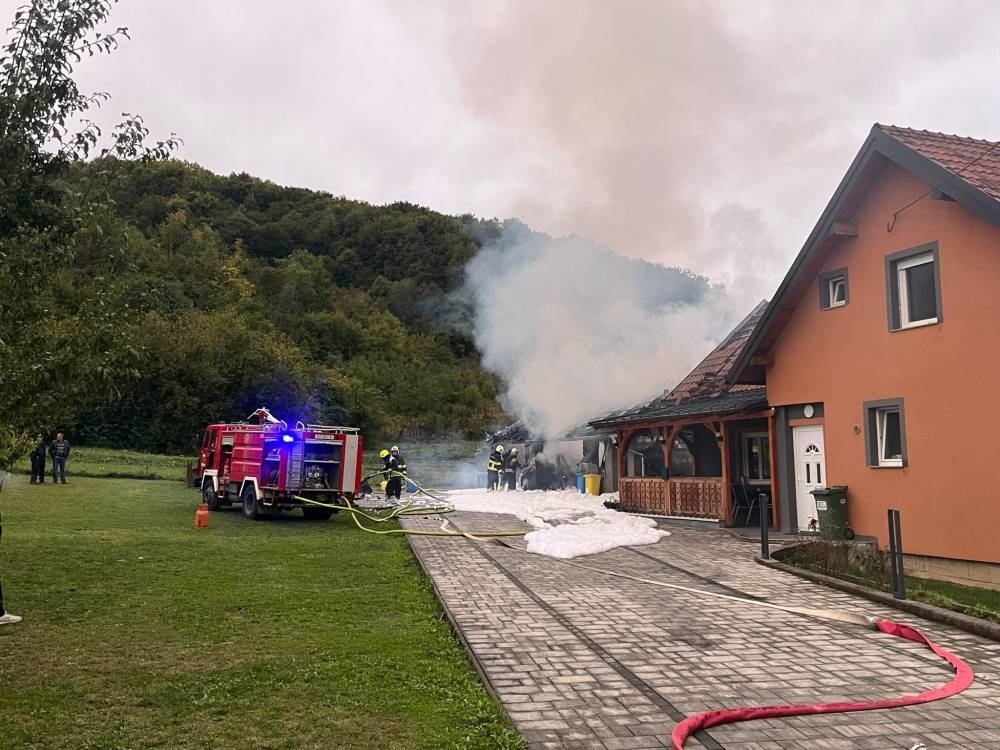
[0,477,522,750]
[779,542,1000,625]
[12,442,476,487]
[14,447,189,481]
[909,577,1000,624]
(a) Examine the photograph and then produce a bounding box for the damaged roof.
[590,300,769,428]
[730,123,1000,385]
[486,420,614,446]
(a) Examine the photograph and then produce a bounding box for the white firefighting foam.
[443,488,668,559]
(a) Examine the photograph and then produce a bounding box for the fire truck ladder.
[286,441,305,491]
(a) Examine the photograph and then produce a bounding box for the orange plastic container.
[195,502,210,529]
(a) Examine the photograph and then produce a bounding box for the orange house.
[730,124,1000,588]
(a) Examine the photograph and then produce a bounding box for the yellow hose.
[295,491,526,538]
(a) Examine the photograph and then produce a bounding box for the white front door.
[792,426,826,531]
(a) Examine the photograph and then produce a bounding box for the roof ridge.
[877,123,999,146]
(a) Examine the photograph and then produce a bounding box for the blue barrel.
[577,472,586,493]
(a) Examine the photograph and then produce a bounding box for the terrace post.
[718,421,731,526]
[617,429,631,486]
[767,410,781,529]
[662,425,676,515]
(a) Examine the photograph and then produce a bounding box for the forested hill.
[66,158,506,452]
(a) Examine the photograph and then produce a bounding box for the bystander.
[49,432,70,484]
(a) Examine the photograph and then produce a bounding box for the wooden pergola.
[611,407,780,526]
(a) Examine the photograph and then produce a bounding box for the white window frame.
[876,407,903,467]
[897,252,937,329]
[828,276,847,308]
[743,432,771,484]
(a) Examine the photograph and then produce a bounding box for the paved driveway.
[402,512,1000,749]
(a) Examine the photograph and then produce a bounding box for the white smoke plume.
[465,221,749,440]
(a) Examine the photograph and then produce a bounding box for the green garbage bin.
[810,485,849,540]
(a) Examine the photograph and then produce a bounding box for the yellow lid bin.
[584,473,602,496]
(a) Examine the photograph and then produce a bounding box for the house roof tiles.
[878,125,1000,201]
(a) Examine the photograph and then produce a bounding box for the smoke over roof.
[463,222,750,440]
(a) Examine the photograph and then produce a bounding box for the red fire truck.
[192,408,364,520]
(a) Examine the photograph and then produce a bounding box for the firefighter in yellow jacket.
[486,445,504,490]
[383,445,407,500]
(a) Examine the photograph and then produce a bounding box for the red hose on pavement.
[672,618,975,749]
[474,536,976,747]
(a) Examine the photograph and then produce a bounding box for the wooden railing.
[668,477,724,519]
[619,476,725,520]
[619,477,668,515]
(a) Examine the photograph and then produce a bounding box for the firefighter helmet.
[379,449,390,458]
[510,447,519,455]
[496,444,504,453]
[391,445,399,453]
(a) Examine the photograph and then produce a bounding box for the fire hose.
[299,483,975,747]
[471,532,976,749]
[296,471,525,538]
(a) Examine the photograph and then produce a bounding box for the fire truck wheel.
[203,482,221,511]
[302,507,334,521]
[241,486,263,521]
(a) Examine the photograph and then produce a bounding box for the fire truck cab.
[193,408,364,520]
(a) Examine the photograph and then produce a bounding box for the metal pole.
[888,508,907,600]
[893,509,907,600]
[759,492,770,559]
[888,509,898,596]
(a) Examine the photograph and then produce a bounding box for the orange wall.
[766,162,1000,563]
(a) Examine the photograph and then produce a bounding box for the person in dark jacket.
[30,436,47,484]
[504,447,521,491]
[383,445,407,500]
[0,510,22,625]
[49,433,70,484]
[486,445,504,490]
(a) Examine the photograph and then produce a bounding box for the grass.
[0,476,523,750]
[12,441,478,486]
[14,447,189,481]
[778,541,1000,625]
[908,578,1000,624]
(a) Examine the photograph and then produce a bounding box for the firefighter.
[29,436,47,484]
[49,432,70,484]
[505,447,521,491]
[384,445,407,500]
[486,444,504,490]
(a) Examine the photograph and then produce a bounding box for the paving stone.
[403,512,1000,748]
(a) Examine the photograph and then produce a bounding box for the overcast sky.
[6,0,1000,299]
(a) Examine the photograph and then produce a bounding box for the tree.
[0,0,180,472]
